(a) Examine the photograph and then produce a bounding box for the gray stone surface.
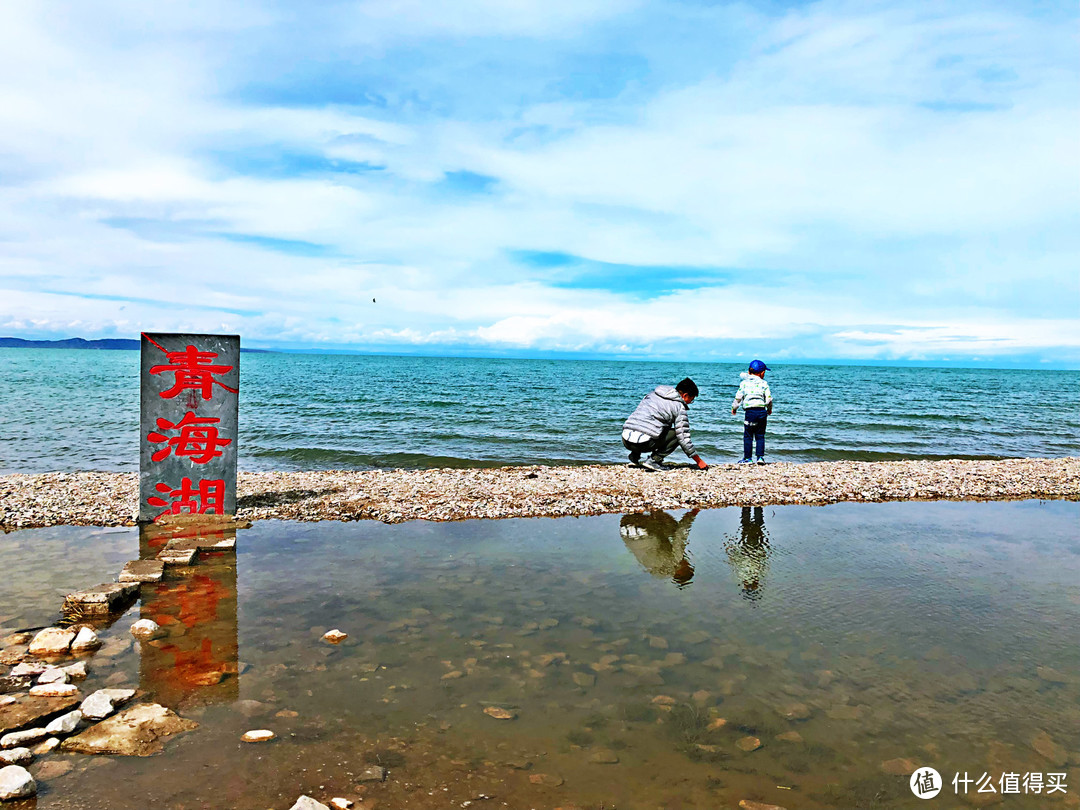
[157,545,198,565]
[63,583,139,615]
[118,559,165,583]
[139,332,239,521]
[357,765,388,782]
[0,765,36,801]
[61,703,198,756]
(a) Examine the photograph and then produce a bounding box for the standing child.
[731,360,773,464]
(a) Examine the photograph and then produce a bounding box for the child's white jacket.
[732,373,772,411]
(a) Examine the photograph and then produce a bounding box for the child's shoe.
[756,456,767,465]
[737,458,754,464]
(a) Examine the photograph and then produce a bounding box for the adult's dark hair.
[676,378,699,398]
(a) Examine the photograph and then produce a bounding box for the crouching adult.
[622,378,709,472]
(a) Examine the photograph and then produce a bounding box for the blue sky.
[0,0,1077,367]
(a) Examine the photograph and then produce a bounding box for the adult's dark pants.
[743,408,768,460]
[623,427,680,461]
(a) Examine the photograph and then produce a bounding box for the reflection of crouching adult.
[622,378,708,472]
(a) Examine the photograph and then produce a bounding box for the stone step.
[118,560,165,584]
[62,583,139,616]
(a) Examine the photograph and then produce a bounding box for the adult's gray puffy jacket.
[623,385,697,458]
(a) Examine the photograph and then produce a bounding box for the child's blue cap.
[748,359,769,373]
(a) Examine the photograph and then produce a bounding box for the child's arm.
[731,382,744,415]
[765,382,773,415]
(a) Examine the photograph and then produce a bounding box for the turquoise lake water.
[0,348,1077,474]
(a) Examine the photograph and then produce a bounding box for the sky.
[0,0,1077,367]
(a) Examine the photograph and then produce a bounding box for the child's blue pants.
[743,408,768,459]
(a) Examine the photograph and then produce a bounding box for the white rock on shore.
[29,683,78,698]
[130,619,163,640]
[70,627,101,653]
[290,797,331,810]
[28,628,75,657]
[0,749,32,766]
[45,710,82,735]
[0,729,46,749]
[0,765,36,801]
[80,688,136,721]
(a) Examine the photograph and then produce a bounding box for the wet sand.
[1,457,1077,530]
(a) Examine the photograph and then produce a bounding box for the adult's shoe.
[641,457,666,472]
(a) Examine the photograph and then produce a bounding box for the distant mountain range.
[0,337,271,352]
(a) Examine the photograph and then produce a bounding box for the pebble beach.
[2,457,1077,530]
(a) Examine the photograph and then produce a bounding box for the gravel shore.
[2,458,1078,530]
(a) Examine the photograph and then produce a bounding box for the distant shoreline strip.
[1,458,1077,531]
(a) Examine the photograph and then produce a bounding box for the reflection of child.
[731,360,773,464]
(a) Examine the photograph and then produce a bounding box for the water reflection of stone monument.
[724,506,772,601]
[138,523,240,709]
[619,509,698,588]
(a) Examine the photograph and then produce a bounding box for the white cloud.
[0,0,1076,364]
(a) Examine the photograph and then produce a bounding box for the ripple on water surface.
[1,500,1078,809]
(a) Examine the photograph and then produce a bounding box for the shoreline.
[1,457,1078,530]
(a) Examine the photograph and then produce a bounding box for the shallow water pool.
[2,500,1078,809]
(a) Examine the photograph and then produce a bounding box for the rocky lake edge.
[1,457,1078,530]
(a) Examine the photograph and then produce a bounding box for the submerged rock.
[62,703,198,756]
[736,736,762,752]
[1030,731,1067,766]
[738,801,787,810]
[356,765,387,783]
[588,748,619,764]
[881,757,918,776]
[483,706,517,720]
[322,630,348,644]
[0,765,36,801]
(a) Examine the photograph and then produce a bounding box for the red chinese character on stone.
[147,478,226,516]
[149,345,238,400]
[147,413,232,464]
